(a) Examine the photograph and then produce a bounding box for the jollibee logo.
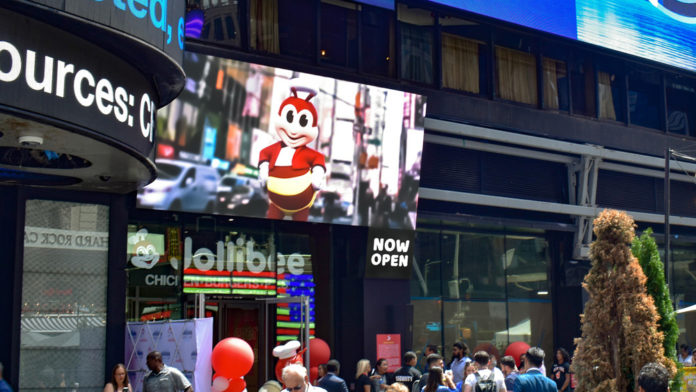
[128,229,160,269]
[650,0,696,23]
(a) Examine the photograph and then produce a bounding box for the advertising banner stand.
[125,318,213,392]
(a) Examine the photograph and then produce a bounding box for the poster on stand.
[125,318,213,392]
[376,334,401,373]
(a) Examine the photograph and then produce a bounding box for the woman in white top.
[679,345,693,366]
[104,363,130,392]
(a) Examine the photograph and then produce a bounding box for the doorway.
[218,301,267,392]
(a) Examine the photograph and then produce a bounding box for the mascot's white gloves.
[258,161,269,189]
[311,166,325,190]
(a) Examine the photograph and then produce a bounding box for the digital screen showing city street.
[137,52,426,229]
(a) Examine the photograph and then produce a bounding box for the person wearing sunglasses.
[282,364,327,392]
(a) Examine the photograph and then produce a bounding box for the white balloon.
[212,377,230,392]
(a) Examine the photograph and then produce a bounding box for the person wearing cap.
[282,364,327,392]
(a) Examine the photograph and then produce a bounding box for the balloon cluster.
[211,338,255,392]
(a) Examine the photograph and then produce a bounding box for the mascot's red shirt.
[259,142,325,213]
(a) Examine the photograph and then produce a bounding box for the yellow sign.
[683,367,696,392]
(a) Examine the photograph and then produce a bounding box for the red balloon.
[309,338,331,367]
[226,378,247,392]
[505,341,531,368]
[309,366,319,384]
[212,338,255,378]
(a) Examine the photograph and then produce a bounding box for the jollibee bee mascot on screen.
[258,87,326,221]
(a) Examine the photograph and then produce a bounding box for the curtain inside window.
[400,22,434,84]
[250,0,279,54]
[441,33,480,94]
[543,58,565,110]
[598,71,617,120]
[496,46,537,105]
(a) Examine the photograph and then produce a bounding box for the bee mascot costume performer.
[259,87,326,221]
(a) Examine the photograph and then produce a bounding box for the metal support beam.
[419,187,696,227]
[425,118,696,173]
[571,155,601,259]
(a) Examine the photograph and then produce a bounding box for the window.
[250,0,317,58]
[126,223,182,322]
[496,46,537,105]
[398,4,434,84]
[361,4,395,77]
[20,201,109,391]
[667,81,696,136]
[542,57,568,111]
[190,0,242,47]
[320,0,358,68]
[249,0,280,54]
[411,225,554,369]
[570,58,595,117]
[278,0,317,59]
[440,16,488,95]
[598,70,625,122]
[628,71,661,129]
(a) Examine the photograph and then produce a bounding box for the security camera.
[99,175,111,182]
[18,135,43,147]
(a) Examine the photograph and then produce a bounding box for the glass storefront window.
[668,240,696,347]
[20,200,110,391]
[126,224,183,321]
[412,225,553,369]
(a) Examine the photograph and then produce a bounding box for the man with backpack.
[462,351,506,392]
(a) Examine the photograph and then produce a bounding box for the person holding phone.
[104,364,130,392]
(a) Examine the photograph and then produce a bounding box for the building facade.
[3,0,696,390]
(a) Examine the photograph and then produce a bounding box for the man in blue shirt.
[513,348,556,392]
[500,356,519,391]
[0,363,13,392]
[449,343,471,384]
[318,359,349,392]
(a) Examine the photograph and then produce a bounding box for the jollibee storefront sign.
[127,229,306,274]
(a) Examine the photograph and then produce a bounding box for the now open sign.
[365,229,414,279]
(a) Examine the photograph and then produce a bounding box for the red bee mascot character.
[258,87,325,221]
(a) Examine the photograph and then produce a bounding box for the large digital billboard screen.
[430,0,696,73]
[137,53,426,230]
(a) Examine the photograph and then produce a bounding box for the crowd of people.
[305,343,672,392]
[81,342,678,392]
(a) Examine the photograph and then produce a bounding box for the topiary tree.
[631,228,681,391]
[572,210,676,392]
